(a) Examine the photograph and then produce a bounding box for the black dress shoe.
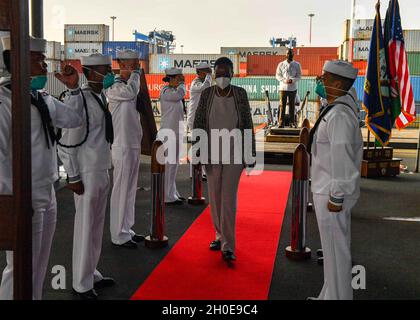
[222,251,237,263]
[112,240,138,249]
[94,277,116,290]
[210,240,221,251]
[317,257,324,266]
[317,249,323,257]
[132,234,145,243]
[202,175,208,182]
[72,288,98,300]
[178,197,187,202]
[166,200,184,206]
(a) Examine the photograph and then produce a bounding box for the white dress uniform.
[158,68,186,203]
[105,50,142,245]
[57,54,113,294]
[0,36,83,300]
[187,66,212,132]
[310,61,363,300]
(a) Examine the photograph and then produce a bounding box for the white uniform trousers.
[205,164,244,253]
[313,194,357,300]
[164,135,182,203]
[0,184,57,300]
[110,147,141,245]
[72,170,109,293]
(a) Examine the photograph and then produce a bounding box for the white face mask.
[215,77,231,90]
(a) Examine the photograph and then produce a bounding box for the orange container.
[352,61,368,76]
[295,47,339,56]
[239,62,247,77]
[145,74,197,100]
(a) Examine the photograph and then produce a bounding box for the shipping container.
[230,77,317,101]
[353,76,420,102]
[46,41,61,60]
[65,42,103,60]
[46,60,61,73]
[246,53,338,77]
[103,41,149,60]
[145,74,197,100]
[343,19,382,41]
[352,40,370,61]
[220,47,288,62]
[64,24,110,43]
[294,47,339,55]
[149,54,240,75]
[352,61,368,76]
[239,62,247,77]
[408,52,420,75]
[112,59,149,74]
[403,30,420,52]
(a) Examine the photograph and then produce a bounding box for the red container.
[145,74,197,100]
[294,47,339,56]
[239,62,247,77]
[247,53,339,76]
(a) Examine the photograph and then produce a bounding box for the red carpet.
[131,171,292,300]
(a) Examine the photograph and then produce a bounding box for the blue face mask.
[315,80,327,99]
[30,75,48,91]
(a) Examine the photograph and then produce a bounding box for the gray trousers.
[205,164,244,253]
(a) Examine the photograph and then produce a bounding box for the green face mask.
[315,80,327,99]
[103,72,115,89]
[31,75,48,91]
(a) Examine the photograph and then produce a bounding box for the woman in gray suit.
[193,57,256,264]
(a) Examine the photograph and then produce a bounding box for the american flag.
[386,0,416,129]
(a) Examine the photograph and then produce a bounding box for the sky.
[43,0,420,53]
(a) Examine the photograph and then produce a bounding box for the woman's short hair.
[214,57,234,72]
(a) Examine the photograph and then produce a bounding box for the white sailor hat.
[196,62,211,70]
[323,60,358,80]
[1,35,47,53]
[165,68,183,76]
[81,53,112,66]
[116,49,140,60]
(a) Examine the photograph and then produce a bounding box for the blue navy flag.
[362,3,393,146]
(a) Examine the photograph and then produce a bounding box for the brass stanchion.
[145,141,169,249]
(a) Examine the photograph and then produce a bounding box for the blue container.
[353,76,420,103]
[102,41,149,60]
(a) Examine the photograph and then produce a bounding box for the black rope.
[57,90,90,149]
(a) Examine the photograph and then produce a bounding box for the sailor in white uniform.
[187,63,212,132]
[309,60,363,300]
[187,63,212,179]
[106,50,144,249]
[158,68,186,205]
[57,53,116,300]
[0,36,83,300]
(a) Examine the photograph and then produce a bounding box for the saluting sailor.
[158,68,186,206]
[0,36,83,300]
[57,53,116,300]
[309,60,363,300]
[106,50,144,249]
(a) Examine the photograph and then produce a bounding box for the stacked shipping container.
[246,47,338,76]
[339,19,420,76]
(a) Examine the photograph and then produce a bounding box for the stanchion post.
[286,143,312,261]
[299,128,314,212]
[188,163,206,205]
[145,140,169,249]
[302,118,311,130]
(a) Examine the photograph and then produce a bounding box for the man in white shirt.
[58,53,115,300]
[106,50,144,249]
[308,60,363,300]
[275,49,302,127]
[0,36,83,300]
